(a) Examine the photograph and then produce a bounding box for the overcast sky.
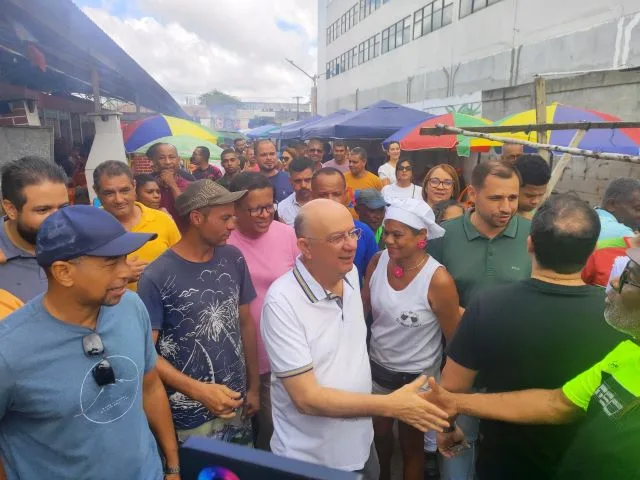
[74,0,318,104]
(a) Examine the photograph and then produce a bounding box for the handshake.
[386,376,467,457]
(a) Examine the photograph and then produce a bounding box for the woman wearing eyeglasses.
[381,158,423,203]
[378,141,402,187]
[227,172,299,452]
[422,164,461,208]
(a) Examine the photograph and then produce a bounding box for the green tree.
[198,90,241,109]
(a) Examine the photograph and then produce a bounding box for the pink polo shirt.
[228,220,299,374]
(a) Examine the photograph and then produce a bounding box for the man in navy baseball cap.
[0,205,180,479]
[36,204,157,268]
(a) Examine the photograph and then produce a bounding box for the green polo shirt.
[427,211,532,307]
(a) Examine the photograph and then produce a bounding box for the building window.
[414,0,453,39]
[381,28,390,54]
[460,0,503,18]
[359,0,386,21]
[381,16,411,54]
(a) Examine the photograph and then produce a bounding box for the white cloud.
[80,0,317,104]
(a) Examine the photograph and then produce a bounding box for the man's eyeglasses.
[308,148,323,153]
[428,178,454,189]
[617,261,640,293]
[306,228,362,246]
[247,204,277,217]
[82,333,116,387]
[397,165,412,172]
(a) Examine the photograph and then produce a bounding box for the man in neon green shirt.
[429,247,640,479]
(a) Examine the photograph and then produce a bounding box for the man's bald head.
[501,143,524,164]
[294,198,352,239]
[531,193,600,274]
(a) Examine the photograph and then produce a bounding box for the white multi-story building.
[317,0,640,118]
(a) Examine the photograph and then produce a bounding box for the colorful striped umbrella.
[134,135,223,161]
[383,113,497,156]
[494,103,640,155]
[123,115,219,153]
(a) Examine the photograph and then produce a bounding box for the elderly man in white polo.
[260,198,449,479]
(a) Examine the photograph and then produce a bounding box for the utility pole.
[293,96,302,120]
[285,58,318,115]
[534,75,549,162]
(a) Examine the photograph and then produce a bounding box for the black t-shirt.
[447,279,627,479]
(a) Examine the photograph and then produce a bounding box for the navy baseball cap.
[36,205,157,267]
[355,189,389,209]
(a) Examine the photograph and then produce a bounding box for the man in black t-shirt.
[439,194,627,479]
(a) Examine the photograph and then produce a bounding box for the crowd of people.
[0,136,639,480]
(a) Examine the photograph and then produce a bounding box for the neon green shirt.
[558,340,640,478]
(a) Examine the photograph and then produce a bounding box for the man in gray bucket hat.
[138,180,262,447]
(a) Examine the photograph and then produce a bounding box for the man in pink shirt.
[227,171,299,451]
[323,140,350,173]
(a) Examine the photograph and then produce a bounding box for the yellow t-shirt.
[128,202,181,290]
[0,289,23,320]
[345,171,383,193]
[344,171,383,219]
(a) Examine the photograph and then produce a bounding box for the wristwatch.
[164,466,180,475]
[442,420,457,433]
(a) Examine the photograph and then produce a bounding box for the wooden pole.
[91,67,101,113]
[544,129,587,200]
[424,124,640,164]
[534,76,549,162]
[422,121,640,133]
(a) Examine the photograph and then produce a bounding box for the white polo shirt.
[277,192,302,226]
[261,258,373,471]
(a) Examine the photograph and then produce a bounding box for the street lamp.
[285,58,318,115]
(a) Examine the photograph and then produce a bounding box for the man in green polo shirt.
[426,159,530,478]
[428,158,531,308]
[426,246,640,479]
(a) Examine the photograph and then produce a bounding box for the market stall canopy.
[383,113,498,157]
[246,124,280,139]
[303,100,432,140]
[495,103,640,155]
[123,115,218,153]
[299,109,353,139]
[274,115,324,140]
[134,135,223,161]
[0,0,186,117]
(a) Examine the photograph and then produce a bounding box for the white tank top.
[369,250,444,374]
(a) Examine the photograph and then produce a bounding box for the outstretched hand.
[387,375,450,433]
[421,377,459,418]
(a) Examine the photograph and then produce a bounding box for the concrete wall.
[482,70,640,121]
[480,70,640,206]
[0,126,54,167]
[317,0,640,114]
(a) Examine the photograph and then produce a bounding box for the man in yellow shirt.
[93,161,181,290]
[345,147,383,193]
[0,289,23,320]
[344,147,383,219]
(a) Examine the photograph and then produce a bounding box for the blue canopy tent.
[246,124,280,139]
[299,109,354,139]
[302,100,432,140]
[274,115,324,140]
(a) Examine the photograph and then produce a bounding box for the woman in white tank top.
[362,199,461,480]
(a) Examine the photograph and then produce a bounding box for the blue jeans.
[439,414,479,480]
